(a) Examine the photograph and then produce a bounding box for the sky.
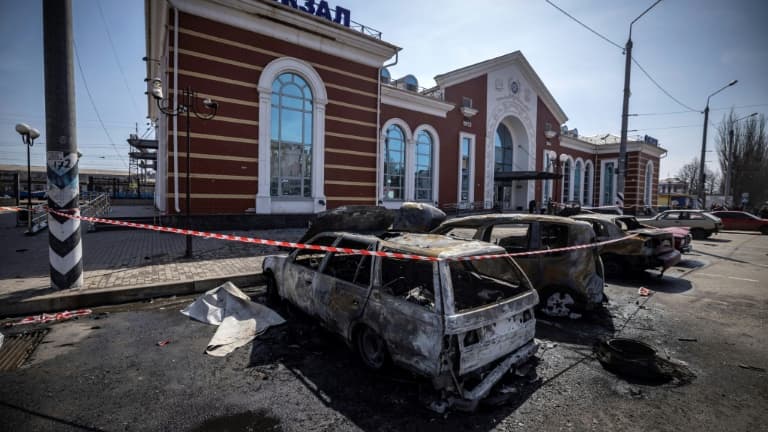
[1,0,767,180]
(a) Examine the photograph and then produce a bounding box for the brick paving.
[0,208,304,305]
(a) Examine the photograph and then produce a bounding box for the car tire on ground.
[354,325,391,371]
[761,226,768,235]
[690,228,707,240]
[602,255,623,278]
[265,272,280,306]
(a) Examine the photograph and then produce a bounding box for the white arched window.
[414,129,434,201]
[257,57,327,214]
[644,161,654,205]
[561,158,571,202]
[573,160,582,204]
[383,124,406,201]
[583,161,593,205]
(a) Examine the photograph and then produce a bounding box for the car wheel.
[540,291,579,319]
[690,228,707,240]
[355,325,390,370]
[761,226,768,235]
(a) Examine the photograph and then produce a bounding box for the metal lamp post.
[698,79,738,208]
[15,123,41,232]
[150,78,218,258]
[617,0,662,212]
[725,112,758,207]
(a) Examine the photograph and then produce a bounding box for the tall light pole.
[724,112,757,207]
[150,78,218,258]
[618,0,662,213]
[15,123,41,232]
[698,79,738,208]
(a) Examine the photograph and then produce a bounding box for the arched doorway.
[492,116,530,211]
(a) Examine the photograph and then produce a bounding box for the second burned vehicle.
[431,214,605,319]
[572,214,682,277]
[263,230,539,411]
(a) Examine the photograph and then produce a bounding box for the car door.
[282,235,336,316]
[362,257,443,376]
[484,222,540,287]
[315,236,376,337]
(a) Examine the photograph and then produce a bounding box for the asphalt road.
[0,231,766,431]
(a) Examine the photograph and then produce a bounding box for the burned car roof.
[440,213,595,232]
[316,231,506,259]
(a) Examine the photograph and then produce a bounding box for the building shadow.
[246,304,540,432]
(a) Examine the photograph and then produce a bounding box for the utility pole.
[617,0,662,214]
[43,0,83,289]
[698,80,737,209]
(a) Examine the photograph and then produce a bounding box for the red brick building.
[145,0,665,215]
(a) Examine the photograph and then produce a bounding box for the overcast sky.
[1,0,766,180]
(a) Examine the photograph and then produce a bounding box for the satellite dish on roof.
[403,74,418,91]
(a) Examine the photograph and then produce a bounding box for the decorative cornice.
[381,86,455,118]
[434,51,567,124]
[165,0,400,67]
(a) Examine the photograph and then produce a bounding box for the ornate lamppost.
[150,79,218,258]
[15,123,41,232]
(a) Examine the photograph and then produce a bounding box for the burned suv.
[572,214,681,277]
[432,214,605,319]
[263,231,538,411]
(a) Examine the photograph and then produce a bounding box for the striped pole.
[616,191,624,214]
[43,0,83,290]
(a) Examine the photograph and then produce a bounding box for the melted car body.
[263,232,538,411]
[431,214,605,318]
[573,214,681,277]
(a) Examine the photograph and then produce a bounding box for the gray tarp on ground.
[181,282,285,357]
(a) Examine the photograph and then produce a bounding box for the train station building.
[145,0,666,215]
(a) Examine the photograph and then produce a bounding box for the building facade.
[146,0,665,215]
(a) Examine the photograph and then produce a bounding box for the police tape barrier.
[3,206,638,262]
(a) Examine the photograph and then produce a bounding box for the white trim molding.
[256,57,327,214]
[381,86,454,118]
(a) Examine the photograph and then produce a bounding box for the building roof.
[434,51,568,125]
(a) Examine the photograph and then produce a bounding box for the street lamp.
[15,123,41,232]
[698,79,738,208]
[150,78,218,258]
[618,0,663,211]
[724,112,758,207]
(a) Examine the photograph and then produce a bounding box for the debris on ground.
[638,287,653,296]
[181,282,285,357]
[737,364,766,373]
[4,309,93,327]
[678,337,698,342]
[594,338,695,385]
[157,339,171,347]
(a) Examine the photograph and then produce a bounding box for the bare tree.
[716,112,768,208]
[676,158,717,196]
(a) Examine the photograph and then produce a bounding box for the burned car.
[263,231,539,411]
[431,214,605,318]
[572,214,681,277]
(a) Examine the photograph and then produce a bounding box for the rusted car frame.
[573,214,681,277]
[263,232,539,411]
[431,214,605,318]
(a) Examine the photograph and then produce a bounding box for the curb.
[0,272,265,318]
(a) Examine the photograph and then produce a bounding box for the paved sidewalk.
[0,207,304,317]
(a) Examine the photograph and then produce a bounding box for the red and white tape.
[5,205,636,261]
[5,309,93,327]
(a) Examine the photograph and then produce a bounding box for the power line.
[632,104,768,117]
[95,0,142,118]
[544,0,624,50]
[73,40,129,169]
[631,57,699,112]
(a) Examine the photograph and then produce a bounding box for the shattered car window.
[380,258,436,310]
[449,258,527,312]
[322,239,373,287]
[619,216,643,230]
[489,223,530,251]
[442,227,478,240]
[293,235,334,270]
[540,223,569,250]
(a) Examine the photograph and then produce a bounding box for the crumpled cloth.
[181,282,285,357]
